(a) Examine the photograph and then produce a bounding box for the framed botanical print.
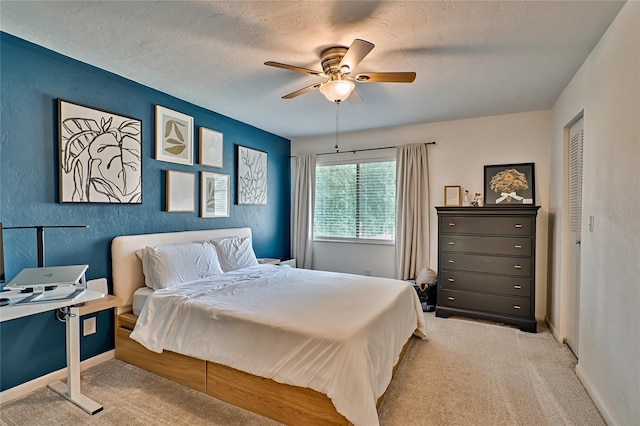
[200,172,230,218]
[237,145,267,205]
[166,170,195,212]
[58,99,142,203]
[199,127,224,168]
[155,106,193,165]
[484,163,535,205]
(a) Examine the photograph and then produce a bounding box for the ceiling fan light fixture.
[319,79,355,102]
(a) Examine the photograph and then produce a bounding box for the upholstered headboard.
[111,227,252,312]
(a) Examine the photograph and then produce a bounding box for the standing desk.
[0,266,106,414]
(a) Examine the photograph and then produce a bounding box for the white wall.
[548,2,639,424]
[292,110,551,318]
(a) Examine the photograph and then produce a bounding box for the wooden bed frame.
[112,228,414,425]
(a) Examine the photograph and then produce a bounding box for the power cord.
[56,306,76,323]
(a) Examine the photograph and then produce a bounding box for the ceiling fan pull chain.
[335,100,340,152]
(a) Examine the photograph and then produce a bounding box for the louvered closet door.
[567,117,584,357]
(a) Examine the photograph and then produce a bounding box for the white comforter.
[130,265,426,426]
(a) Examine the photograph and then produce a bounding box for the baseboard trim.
[0,350,115,405]
[575,363,617,426]
[544,317,565,343]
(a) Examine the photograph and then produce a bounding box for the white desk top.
[0,289,104,322]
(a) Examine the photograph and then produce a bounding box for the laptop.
[6,265,88,290]
[5,265,88,304]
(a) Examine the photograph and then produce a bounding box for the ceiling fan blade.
[282,82,322,99]
[347,89,364,105]
[339,39,375,74]
[354,72,416,83]
[264,61,325,77]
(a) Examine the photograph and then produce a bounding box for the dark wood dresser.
[435,206,540,332]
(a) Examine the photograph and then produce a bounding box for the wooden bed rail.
[116,312,412,425]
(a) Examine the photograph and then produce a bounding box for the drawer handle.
[513,285,522,289]
[514,224,523,228]
[448,278,455,282]
[448,296,455,301]
[514,265,522,269]
[448,260,455,264]
[448,222,456,227]
[513,305,522,310]
[514,245,522,249]
[448,241,455,245]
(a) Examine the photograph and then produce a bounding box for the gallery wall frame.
[484,162,535,205]
[444,185,462,206]
[166,170,195,212]
[58,99,142,204]
[237,145,267,205]
[155,105,193,165]
[199,127,224,168]
[201,172,230,218]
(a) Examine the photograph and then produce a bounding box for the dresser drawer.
[439,235,532,256]
[440,289,531,318]
[441,253,532,276]
[440,216,533,236]
[439,271,531,296]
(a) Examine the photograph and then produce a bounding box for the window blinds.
[314,159,396,241]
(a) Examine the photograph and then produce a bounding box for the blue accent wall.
[0,33,290,391]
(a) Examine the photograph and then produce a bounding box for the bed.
[112,227,426,426]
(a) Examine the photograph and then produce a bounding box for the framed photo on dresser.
[444,185,462,206]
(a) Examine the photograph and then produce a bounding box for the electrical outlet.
[83,317,96,336]
[589,215,595,232]
[364,269,372,276]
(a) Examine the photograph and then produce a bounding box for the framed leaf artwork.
[237,145,267,205]
[58,99,142,203]
[155,105,193,165]
[200,172,230,218]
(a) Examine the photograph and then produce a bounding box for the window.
[314,159,396,242]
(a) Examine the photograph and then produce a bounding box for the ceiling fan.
[265,39,416,103]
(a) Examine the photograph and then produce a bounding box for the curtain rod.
[290,141,436,158]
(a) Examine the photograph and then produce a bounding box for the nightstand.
[280,258,296,267]
[257,258,297,267]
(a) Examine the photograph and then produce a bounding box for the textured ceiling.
[0,1,625,139]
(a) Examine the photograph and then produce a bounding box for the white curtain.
[395,143,430,280]
[292,154,316,269]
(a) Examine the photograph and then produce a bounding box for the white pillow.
[136,241,223,290]
[211,236,259,272]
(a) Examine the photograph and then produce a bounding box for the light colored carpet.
[0,313,604,426]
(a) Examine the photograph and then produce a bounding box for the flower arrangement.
[490,168,529,203]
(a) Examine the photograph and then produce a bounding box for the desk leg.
[48,306,103,414]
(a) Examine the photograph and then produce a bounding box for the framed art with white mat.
[237,145,267,205]
[166,170,195,212]
[155,106,193,165]
[199,127,223,168]
[200,172,230,218]
[58,99,142,203]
